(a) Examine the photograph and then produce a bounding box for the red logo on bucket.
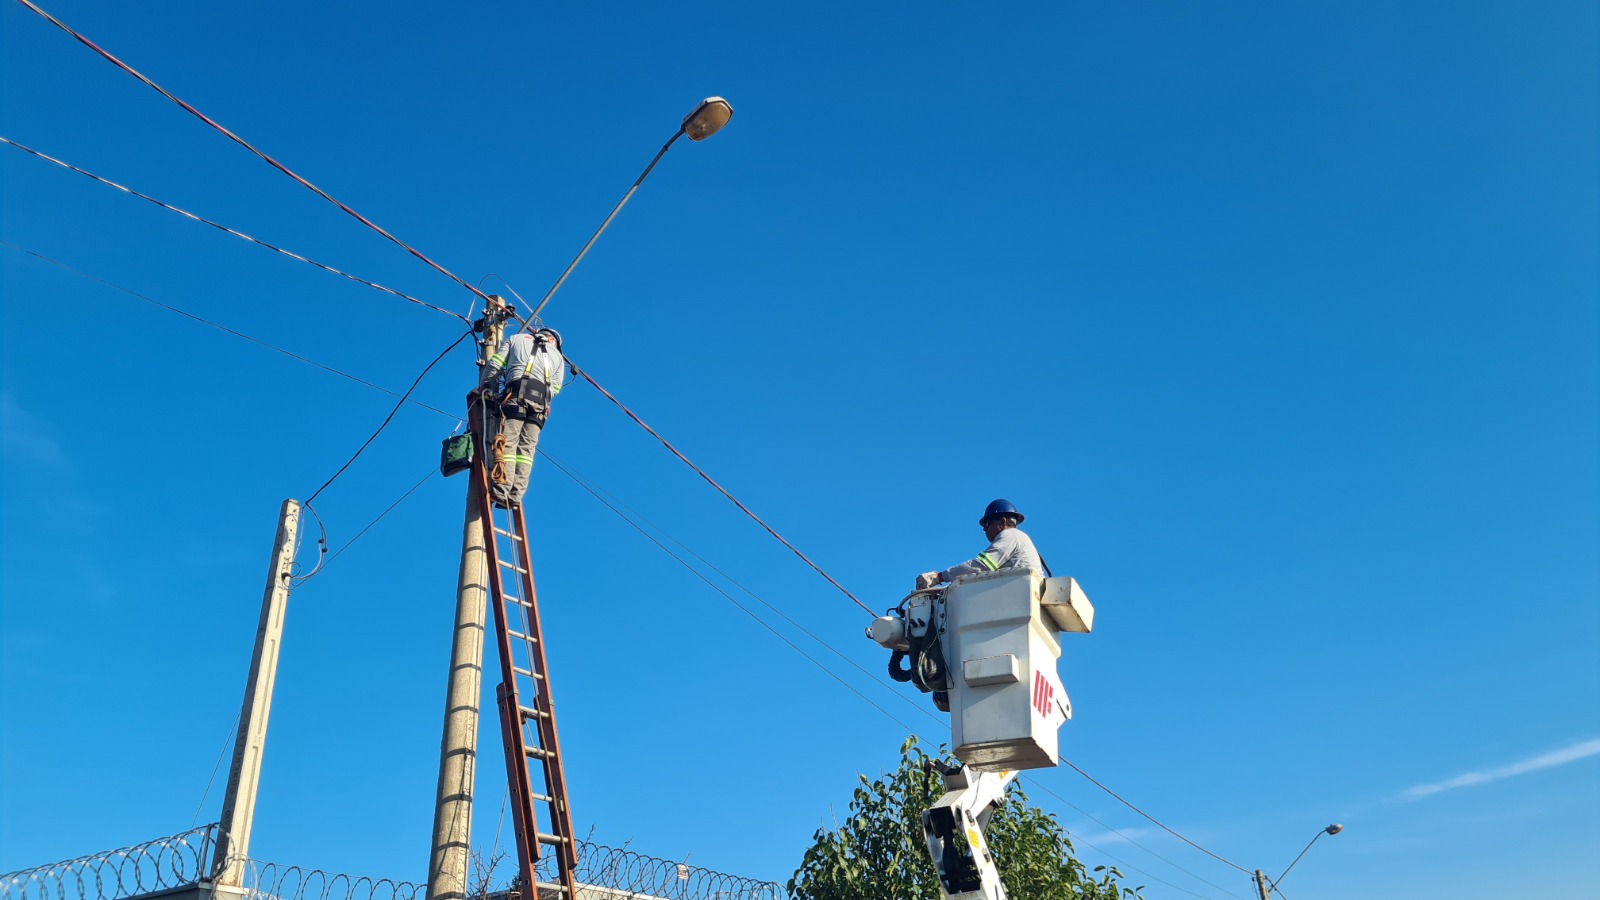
[1032,671,1053,718]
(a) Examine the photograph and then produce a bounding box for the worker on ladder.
[915,499,1048,590]
[470,326,565,508]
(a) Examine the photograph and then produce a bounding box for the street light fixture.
[528,96,734,321]
[682,96,733,140]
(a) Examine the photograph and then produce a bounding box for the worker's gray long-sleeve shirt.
[941,527,1045,582]
[479,332,565,396]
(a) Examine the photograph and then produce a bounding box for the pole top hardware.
[472,304,519,334]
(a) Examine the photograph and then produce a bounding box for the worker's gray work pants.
[493,415,542,506]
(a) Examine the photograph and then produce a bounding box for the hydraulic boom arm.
[923,762,1018,900]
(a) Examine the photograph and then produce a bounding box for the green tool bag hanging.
[439,433,474,477]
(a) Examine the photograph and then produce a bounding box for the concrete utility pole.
[212,499,300,887]
[426,296,507,900]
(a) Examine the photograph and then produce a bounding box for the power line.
[537,450,926,738]
[1018,774,1251,900]
[1059,757,1254,876]
[15,9,874,616]
[0,136,467,322]
[1041,825,1240,900]
[0,241,462,422]
[292,467,440,587]
[319,468,438,570]
[562,357,1259,888]
[1,240,465,555]
[190,710,242,828]
[10,238,1254,894]
[13,18,1263,879]
[539,447,927,705]
[17,0,492,312]
[566,360,875,616]
[7,150,1257,884]
[303,328,472,506]
[537,450,1246,900]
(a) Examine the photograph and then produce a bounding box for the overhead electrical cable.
[17,0,489,315]
[566,360,875,616]
[537,451,925,737]
[190,710,242,828]
[1059,757,1254,876]
[12,16,1265,878]
[560,360,1248,883]
[11,239,1253,892]
[538,450,1245,900]
[0,137,466,322]
[303,328,473,506]
[0,241,462,422]
[1046,836,1233,900]
[1016,773,1251,899]
[540,448,930,702]
[318,468,437,570]
[290,468,440,587]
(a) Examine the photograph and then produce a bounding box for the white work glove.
[915,571,942,591]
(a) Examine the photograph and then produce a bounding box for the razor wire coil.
[0,827,783,900]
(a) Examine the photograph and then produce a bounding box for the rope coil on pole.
[490,431,509,487]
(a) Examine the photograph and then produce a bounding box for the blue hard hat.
[980,499,1024,526]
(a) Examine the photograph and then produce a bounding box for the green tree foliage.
[789,737,1142,900]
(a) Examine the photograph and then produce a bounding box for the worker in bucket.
[469,326,565,508]
[916,499,1048,589]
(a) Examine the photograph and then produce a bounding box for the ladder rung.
[506,597,532,609]
[525,746,553,760]
[519,704,549,720]
[492,527,523,541]
[529,791,553,803]
[537,832,569,846]
[508,629,538,643]
[512,666,546,680]
[497,559,529,574]
[532,883,568,896]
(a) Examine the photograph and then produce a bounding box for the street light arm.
[1272,825,1339,890]
[527,128,685,323]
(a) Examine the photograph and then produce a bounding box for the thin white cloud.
[1401,738,1600,801]
[0,391,67,467]
[0,390,108,526]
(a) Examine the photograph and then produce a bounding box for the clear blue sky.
[2,2,1596,898]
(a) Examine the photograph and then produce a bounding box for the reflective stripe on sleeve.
[542,357,561,396]
[978,552,999,571]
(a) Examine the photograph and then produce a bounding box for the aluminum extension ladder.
[473,456,580,899]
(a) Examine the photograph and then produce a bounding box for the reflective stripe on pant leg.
[509,418,542,502]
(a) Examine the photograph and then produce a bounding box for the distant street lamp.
[528,96,734,321]
[1257,824,1343,898]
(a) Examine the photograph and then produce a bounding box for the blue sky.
[2,2,1596,899]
